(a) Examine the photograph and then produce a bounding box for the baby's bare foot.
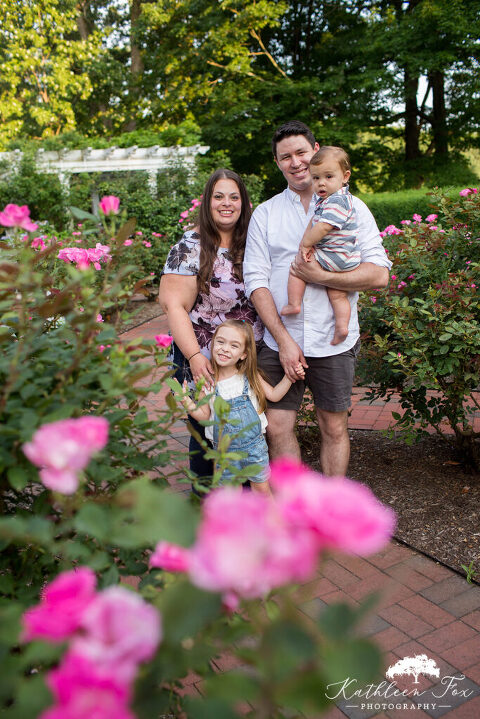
[331,326,349,345]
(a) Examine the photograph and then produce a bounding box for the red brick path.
[122,313,480,719]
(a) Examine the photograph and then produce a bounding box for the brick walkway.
[122,314,480,719]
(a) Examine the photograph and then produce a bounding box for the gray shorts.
[257,340,360,413]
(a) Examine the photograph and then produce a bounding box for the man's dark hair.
[271,121,316,158]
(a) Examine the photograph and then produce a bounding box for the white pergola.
[0,144,210,193]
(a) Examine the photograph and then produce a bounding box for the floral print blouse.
[163,230,263,356]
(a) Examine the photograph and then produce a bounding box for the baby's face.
[310,158,350,200]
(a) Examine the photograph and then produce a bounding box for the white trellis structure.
[0,144,210,194]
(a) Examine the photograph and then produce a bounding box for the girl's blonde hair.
[210,320,266,414]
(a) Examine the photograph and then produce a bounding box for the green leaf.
[7,467,28,491]
[157,579,222,643]
[69,206,99,223]
[318,603,357,640]
[74,503,111,542]
[183,697,241,719]
[322,638,381,685]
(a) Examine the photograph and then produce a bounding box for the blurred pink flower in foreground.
[72,586,161,683]
[459,188,478,197]
[154,334,173,348]
[151,460,394,607]
[270,458,396,555]
[150,541,190,572]
[41,651,135,719]
[23,570,162,719]
[0,203,38,231]
[23,416,109,494]
[99,195,120,216]
[22,568,97,643]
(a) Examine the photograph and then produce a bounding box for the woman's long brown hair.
[197,169,252,294]
[210,320,266,414]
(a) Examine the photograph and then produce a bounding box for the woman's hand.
[189,352,214,390]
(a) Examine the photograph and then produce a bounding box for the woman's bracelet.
[187,350,201,362]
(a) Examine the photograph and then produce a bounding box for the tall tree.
[0,0,102,144]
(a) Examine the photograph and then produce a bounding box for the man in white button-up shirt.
[244,121,391,476]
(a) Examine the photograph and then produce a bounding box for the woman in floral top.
[159,169,263,484]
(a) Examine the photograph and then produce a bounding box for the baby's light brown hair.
[310,145,351,174]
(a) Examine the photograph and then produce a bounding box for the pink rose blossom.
[270,458,395,556]
[142,241,152,247]
[41,651,134,719]
[123,239,132,246]
[150,541,190,572]
[400,219,411,225]
[382,224,402,236]
[459,188,478,197]
[154,334,173,348]
[31,237,46,250]
[426,214,438,222]
[99,196,120,216]
[187,488,318,601]
[72,586,161,682]
[96,314,104,323]
[0,203,38,231]
[391,275,396,281]
[179,210,189,219]
[429,225,438,231]
[22,568,97,642]
[398,281,407,289]
[370,297,377,303]
[412,213,422,222]
[135,231,143,236]
[23,417,109,494]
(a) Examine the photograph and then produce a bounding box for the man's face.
[274,135,319,194]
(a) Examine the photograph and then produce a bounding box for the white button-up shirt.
[244,188,392,357]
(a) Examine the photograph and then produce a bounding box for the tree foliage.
[0,0,478,189]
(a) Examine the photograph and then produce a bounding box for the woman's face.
[210,178,242,234]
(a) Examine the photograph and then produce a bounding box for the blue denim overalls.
[213,375,269,485]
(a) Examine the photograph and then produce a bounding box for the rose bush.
[0,200,395,719]
[358,188,480,468]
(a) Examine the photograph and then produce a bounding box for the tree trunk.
[404,69,420,161]
[429,69,448,158]
[125,0,144,132]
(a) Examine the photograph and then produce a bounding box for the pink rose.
[22,568,97,642]
[123,239,132,246]
[425,214,438,222]
[154,334,173,348]
[98,196,120,216]
[187,488,318,601]
[142,241,152,247]
[412,213,422,222]
[41,651,134,719]
[0,203,38,231]
[72,586,162,682]
[23,417,109,494]
[150,541,190,572]
[270,458,395,556]
[459,188,478,197]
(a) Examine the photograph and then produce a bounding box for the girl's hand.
[189,352,214,390]
[299,243,312,263]
[180,380,197,413]
[293,362,305,379]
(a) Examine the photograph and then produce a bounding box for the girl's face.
[212,325,246,368]
[210,179,242,233]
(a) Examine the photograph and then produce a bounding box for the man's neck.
[289,184,314,213]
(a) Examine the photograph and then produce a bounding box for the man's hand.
[291,252,328,283]
[278,335,308,382]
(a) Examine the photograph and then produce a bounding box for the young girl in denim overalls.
[181,320,304,496]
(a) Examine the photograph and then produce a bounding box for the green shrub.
[358,187,480,468]
[0,155,67,230]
